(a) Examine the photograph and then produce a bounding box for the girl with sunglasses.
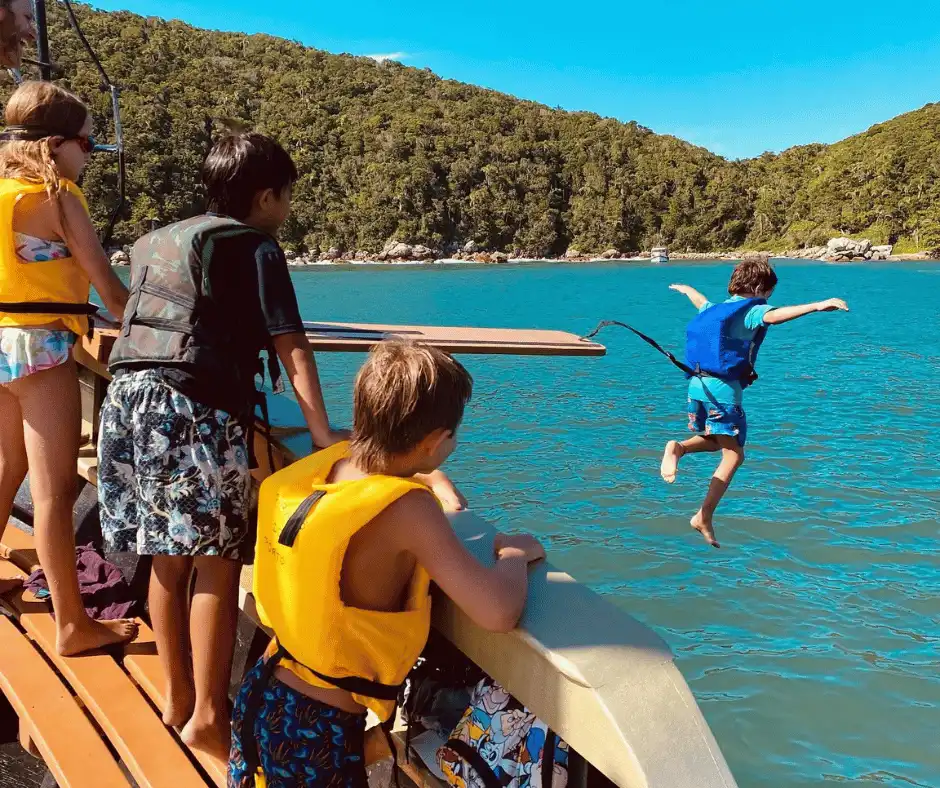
[0,80,137,654]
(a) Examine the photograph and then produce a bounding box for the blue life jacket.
[685,298,768,387]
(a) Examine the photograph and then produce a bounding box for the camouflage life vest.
[109,215,283,419]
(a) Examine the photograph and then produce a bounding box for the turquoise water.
[288,260,939,788]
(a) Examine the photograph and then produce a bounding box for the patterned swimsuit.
[0,234,77,384]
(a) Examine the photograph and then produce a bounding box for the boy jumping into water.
[660,259,848,548]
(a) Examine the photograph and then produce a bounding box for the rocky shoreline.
[108,237,938,267]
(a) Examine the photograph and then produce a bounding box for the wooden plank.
[85,324,605,358]
[1,529,206,788]
[0,526,38,575]
[123,627,228,787]
[302,321,605,356]
[17,613,207,788]
[77,452,98,486]
[0,616,129,788]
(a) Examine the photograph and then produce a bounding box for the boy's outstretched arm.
[396,491,544,633]
[274,332,348,449]
[669,284,709,309]
[763,298,849,325]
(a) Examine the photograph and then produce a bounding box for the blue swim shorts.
[687,397,747,447]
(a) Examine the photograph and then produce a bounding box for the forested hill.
[8,3,940,255]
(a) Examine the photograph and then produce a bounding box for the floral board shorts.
[687,397,748,447]
[228,656,368,788]
[98,370,257,562]
[0,328,76,384]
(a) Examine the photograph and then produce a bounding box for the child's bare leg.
[150,555,195,727]
[181,556,241,760]
[660,435,719,483]
[12,362,138,654]
[0,385,29,594]
[691,435,745,548]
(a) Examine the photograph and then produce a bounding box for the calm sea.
[289,259,939,788]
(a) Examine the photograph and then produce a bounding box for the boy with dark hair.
[662,259,848,548]
[229,339,546,787]
[97,132,347,758]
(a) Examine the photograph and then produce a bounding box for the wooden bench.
[0,528,210,788]
[0,616,129,788]
[123,627,228,786]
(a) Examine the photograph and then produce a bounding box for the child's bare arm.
[395,491,544,632]
[273,332,348,448]
[669,284,708,309]
[59,192,129,319]
[413,469,467,512]
[763,298,848,325]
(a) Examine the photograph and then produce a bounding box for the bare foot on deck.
[691,511,720,549]
[0,577,22,596]
[57,618,139,656]
[181,714,232,762]
[163,682,196,728]
[660,440,684,484]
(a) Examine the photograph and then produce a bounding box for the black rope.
[59,0,126,248]
[581,320,698,377]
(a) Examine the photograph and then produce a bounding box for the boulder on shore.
[564,248,583,260]
[379,241,414,261]
[110,250,130,266]
[601,248,621,259]
[411,244,439,261]
[825,237,873,261]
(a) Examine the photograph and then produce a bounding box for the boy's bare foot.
[691,511,720,549]
[163,682,196,728]
[660,441,684,483]
[181,714,232,762]
[57,618,139,656]
[0,577,22,595]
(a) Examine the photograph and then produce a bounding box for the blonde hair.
[350,340,473,473]
[0,81,89,202]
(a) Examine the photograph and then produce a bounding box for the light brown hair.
[350,340,473,473]
[728,259,778,296]
[0,80,89,201]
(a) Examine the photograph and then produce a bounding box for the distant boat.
[651,246,669,264]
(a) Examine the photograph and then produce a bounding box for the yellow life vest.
[0,178,93,337]
[254,441,434,722]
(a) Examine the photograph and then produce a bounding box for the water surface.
[290,259,939,787]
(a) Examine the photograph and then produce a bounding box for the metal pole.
[32,0,52,80]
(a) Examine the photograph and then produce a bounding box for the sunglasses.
[67,135,98,154]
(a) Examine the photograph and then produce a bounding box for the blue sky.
[88,0,940,159]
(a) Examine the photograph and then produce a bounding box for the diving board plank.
[18,613,207,788]
[123,626,228,787]
[0,616,129,788]
[85,323,605,358]
[303,321,605,356]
